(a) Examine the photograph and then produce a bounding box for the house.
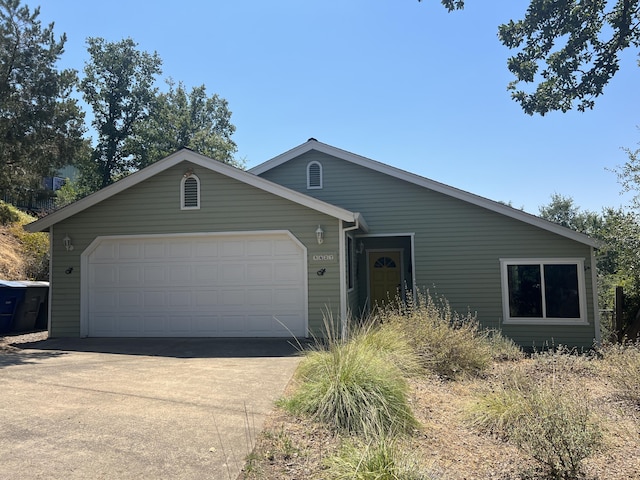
[26,139,601,348]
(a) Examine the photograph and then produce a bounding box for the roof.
[249,139,600,248]
[25,148,368,233]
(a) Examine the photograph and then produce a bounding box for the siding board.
[259,151,598,348]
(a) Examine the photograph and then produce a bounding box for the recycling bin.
[0,281,27,334]
[12,281,49,332]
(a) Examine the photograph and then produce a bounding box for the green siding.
[259,151,599,348]
[50,162,341,338]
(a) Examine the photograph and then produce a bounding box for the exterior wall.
[259,150,599,348]
[49,161,340,338]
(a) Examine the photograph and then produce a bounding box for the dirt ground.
[240,360,640,480]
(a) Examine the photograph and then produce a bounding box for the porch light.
[315,225,324,245]
[63,234,74,251]
[357,241,365,254]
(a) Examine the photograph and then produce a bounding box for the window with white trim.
[500,258,587,324]
[307,161,322,189]
[181,174,200,210]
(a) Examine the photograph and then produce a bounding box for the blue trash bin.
[0,281,27,334]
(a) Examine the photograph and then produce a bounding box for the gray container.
[12,281,49,332]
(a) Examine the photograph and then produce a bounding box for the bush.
[324,438,441,480]
[0,202,49,280]
[599,341,640,405]
[0,201,20,225]
[467,372,602,479]
[381,292,497,379]
[280,319,419,437]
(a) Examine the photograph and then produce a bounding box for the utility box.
[0,281,27,334]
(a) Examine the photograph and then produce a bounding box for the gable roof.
[26,148,368,233]
[250,139,599,248]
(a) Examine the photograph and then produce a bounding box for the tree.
[428,0,640,115]
[616,140,640,209]
[80,37,162,189]
[128,79,240,169]
[0,0,86,201]
[538,193,602,235]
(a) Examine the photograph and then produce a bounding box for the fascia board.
[26,148,362,232]
[251,140,599,248]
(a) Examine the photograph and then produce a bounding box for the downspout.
[591,247,602,346]
[47,225,53,338]
[340,215,362,338]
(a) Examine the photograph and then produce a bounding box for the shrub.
[467,372,602,479]
[0,201,20,225]
[280,320,419,437]
[324,438,441,480]
[599,341,640,405]
[0,202,49,280]
[381,292,495,379]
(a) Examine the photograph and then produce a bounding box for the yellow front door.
[369,250,402,309]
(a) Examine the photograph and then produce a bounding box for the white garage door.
[84,232,307,337]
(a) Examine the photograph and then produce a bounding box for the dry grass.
[0,227,26,280]
[241,353,640,480]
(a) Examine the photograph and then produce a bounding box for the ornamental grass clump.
[324,437,441,480]
[281,317,420,437]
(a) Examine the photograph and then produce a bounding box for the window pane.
[544,264,580,318]
[507,265,542,317]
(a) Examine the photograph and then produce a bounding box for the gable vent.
[307,161,322,189]
[181,174,200,210]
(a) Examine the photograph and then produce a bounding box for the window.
[347,236,354,291]
[307,161,322,189]
[500,259,587,324]
[181,174,200,210]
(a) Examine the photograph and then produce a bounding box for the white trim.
[47,224,53,337]
[499,258,588,325]
[180,174,200,210]
[590,247,602,345]
[250,139,599,248]
[80,230,309,338]
[339,219,347,337]
[26,148,365,232]
[307,161,323,189]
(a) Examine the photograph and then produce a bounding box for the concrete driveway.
[0,337,302,480]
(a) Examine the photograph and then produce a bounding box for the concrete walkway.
[0,338,302,479]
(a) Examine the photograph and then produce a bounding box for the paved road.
[0,338,302,480]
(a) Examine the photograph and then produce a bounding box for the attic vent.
[181,174,200,210]
[307,161,322,189]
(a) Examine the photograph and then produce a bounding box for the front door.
[368,250,402,309]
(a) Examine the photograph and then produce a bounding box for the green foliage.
[467,369,602,480]
[599,341,640,405]
[129,79,240,169]
[381,292,505,379]
[0,201,49,280]
[0,0,86,200]
[429,0,640,115]
[80,37,162,188]
[0,200,20,225]
[281,319,419,437]
[324,438,440,480]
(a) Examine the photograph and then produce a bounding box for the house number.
[313,254,334,261]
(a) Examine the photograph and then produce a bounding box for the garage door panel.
[87,233,306,337]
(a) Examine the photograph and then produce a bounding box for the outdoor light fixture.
[183,168,193,178]
[357,241,365,254]
[63,234,74,251]
[315,225,324,245]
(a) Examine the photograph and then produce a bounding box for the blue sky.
[38,0,639,214]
